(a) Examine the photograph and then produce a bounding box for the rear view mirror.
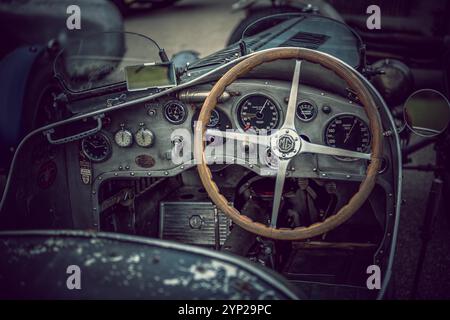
[403,89,450,137]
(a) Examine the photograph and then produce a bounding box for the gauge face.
[135,128,154,147]
[237,95,280,131]
[81,133,112,162]
[296,101,317,122]
[164,100,187,124]
[114,129,133,147]
[208,109,220,128]
[192,109,231,130]
[324,115,371,160]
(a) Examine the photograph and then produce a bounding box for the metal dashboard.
[79,79,377,183]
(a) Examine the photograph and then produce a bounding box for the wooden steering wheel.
[194,48,383,241]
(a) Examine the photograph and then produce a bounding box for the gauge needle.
[260,99,269,112]
[344,120,357,144]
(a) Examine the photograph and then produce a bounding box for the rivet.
[130,172,135,176]
[147,172,152,176]
[164,171,169,175]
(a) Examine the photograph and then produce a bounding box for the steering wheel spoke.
[281,60,302,130]
[270,159,290,228]
[300,139,371,160]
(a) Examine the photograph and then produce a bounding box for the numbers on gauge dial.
[135,127,154,147]
[114,128,133,147]
[237,95,280,131]
[296,101,317,122]
[164,100,187,124]
[324,115,371,160]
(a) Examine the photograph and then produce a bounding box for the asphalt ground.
[124,0,450,299]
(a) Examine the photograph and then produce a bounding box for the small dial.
[114,129,133,147]
[81,133,112,162]
[208,109,220,128]
[135,127,154,147]
[164,100,187,124]
[324,114,371,161]
[296,101,317,122]
[237,95,280,131]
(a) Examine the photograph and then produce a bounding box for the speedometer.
[237,95,280,131]
[324,115,371,161]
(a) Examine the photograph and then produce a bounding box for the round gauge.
[208,109,220,128]
[164,100,187,124]
[135,127,154,147]
[81,133,112,162]
[114,129,133,147]
[324,114,371,161]
[191,109,231,130]
[296,101,317,122]
[237,95,280,131]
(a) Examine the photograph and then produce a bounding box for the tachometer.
[237,95,280,131]
[324,115,371,161]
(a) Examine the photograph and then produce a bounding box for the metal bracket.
[44,115,104,145]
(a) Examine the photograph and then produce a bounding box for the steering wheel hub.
[271,129,301,159]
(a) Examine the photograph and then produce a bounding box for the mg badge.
[278,135,295,153]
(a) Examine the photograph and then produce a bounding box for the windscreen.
[54,32,162,93]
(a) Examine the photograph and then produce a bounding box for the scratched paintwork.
[0,231,298,299]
